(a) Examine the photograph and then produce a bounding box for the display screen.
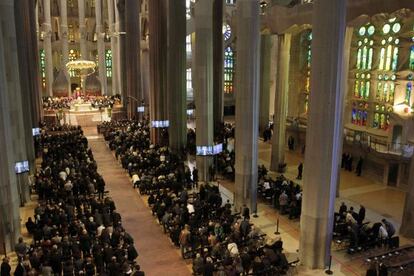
[137,106,145,113]
[196,146,213,156]
[213,143,223,154]
[15,160,29,174]
[151,120,170,128]
[32,128,41,136]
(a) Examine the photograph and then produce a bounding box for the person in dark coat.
[1,257,11,276]
[358,205,366,225]
[297,163,303,180]
[356,157,363,176]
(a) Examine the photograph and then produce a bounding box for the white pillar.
[78,0,88,59]
[43,0,53,96]
[194,0,214,182]
[234,0,260,213]
[299,0,347,269]
[60,0,71,96]
[270,34,291,172]
[107,0,117,95]
[96,0,107,95]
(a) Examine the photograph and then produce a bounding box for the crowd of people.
[42,95,122,111]
[9,126,143,276]
[101,120,292,275]
[341,153,364,176]
[334,202,398,254]
[257,168,303,221]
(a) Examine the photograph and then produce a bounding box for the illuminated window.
[226,0,236,4]
[356,24,374,71]
[351,102,369,126]
[105,50,112,78]
[39,49,46,88]
[303,31,312,114]
[186,0,191,19]
[354,73,371,100]
[186,68,192,91]
[224,46,235,94]
[68,24,75,42]
[410,45,414,71]
[373,105,392,130]
[68,49,79,77]
[186,35,192,53]
[406,81,412,105]
[378,20,400,71]
[223,23,232,41]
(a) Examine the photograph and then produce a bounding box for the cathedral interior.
[1,0,414,275]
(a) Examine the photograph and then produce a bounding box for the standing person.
[1,257,11,276]
[297,163,303,180]
[192,167,198,188]
[242,204,250,220]
[347,154,353,172]
[356,157,363,176]
[358,205,366,225]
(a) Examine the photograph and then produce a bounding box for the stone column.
[107,0,118,95]
[259,34,272,136]
[213,0,224,136]
[0,0,30,252]
[96,0,107,95]
[194,0,214,182]
[60,0,71,96]
[167,0,187,152]
[43,0,54,96]
[299,0,347,269]
[234,0,260,213]
[115,0,127,103]
[14,0,37,179]
[149,0,168,144]
[401,158,414,237]
[270,34,291,172]
[125,0,141,118]
[78,0,88,59]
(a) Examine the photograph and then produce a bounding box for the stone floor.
[85,127,192,276]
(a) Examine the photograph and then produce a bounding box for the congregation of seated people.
[333,202,398,254]
[100,120,292,275]
[14,126,144,276]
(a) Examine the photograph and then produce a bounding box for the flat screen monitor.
[32,128,41,136]
[213,143,223,155]
[196,146,214,156]
[15,160,29,174]
[137,106,145,113]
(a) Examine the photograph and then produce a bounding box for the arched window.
[68,49,79,77]
[224,46,235,94]
[373,104,392,130]
[354,73,371,99]
[39,49,46,88]
[105,50,112,78]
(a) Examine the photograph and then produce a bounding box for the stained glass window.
[40,49,46,88]
[352,23,374,126]
[223,23,232,41]
[224,47,234,94]
[105,50,112,78]
[186,0,191,19]
[373,104,392,130]
[406,82,412,105]
[378,20,400,71]
[410,45,414,71]
[351,102,369,126]
[68,49,79,77]
[354,73,371,99]
[356,24,374,70]
[305,32,312,94]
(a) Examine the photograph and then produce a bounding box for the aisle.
[86,132,191,275]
